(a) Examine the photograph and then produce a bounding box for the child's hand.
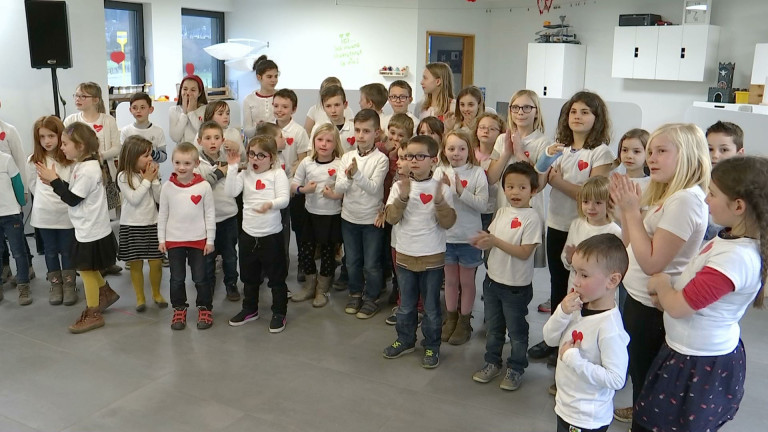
[346,158,358,178]
[563,244,576,264]
[440,172,451,186]
[561,288,583,314]
[321,185,336,199]
[225,147,241,166]
[398,173,411,201]
[158,242,166,253]
[470,231,494,250]
[647,273,671,311]
[254,202,273,213]
[36,162,59,184]
[501,128,515,156]
[546,142,565,157]
[303,181,318,194]
[559,337,581,361]
[454,173,464,195]
[374,209,386,228]
[548,165,563,186]
[442,111,457,131]
[142,162,159,181]
[610,172,642,214]
[203,244,215,255]
[434,180,445,204]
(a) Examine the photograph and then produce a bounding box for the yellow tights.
[80,270,105,308]
[129,260,165,306]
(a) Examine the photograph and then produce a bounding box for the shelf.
[379,71,408,77]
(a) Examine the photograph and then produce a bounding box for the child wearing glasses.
[382,81,419,135]
[472,112,506,230]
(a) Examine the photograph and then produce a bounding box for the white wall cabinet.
[526,43,586,98]
[612,25,719,82]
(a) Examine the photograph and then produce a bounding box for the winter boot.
[313,275,333,308]
[17,283,32,306]
[68,307,105,334]
[48,270,63,305]
[441,311,459,342]
[448,313,473,345]
[62,270,78,305]
[98,282,120,312]
[291,273,317,302]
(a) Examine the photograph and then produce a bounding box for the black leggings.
[546,227,570,314]
[298,241,336,277]
[623,294,665,405]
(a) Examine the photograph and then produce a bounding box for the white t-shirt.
[486,206,542,286]
[543,304,629,430]
[280,119,311,179]
[562,218,622,289]
[433,163,488,244]
[196,155,238,222]
[63,112,121,179]
[225,166,289,238]
[292,157,343,215]
[387,178,454,257]
[413,98,456,120]
[623,186,708,307]
[0,152,21,216]
[68,160,112,242]
[311,120,355,153]
[667,235,761,356]
[307,103,355,128]
[334,148,389,225]
[157,174,215,245]
[492,130,551,220]
[168,104,206,145]
[242,91,274,138]
[120,123,166,158]
[117,172,160,226]
[547,144,615,231]
[0,120,27,193]
[27,155,73,229]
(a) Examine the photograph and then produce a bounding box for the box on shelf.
[735,91,749,104]
[618,14,661,26]
[749,84,765,105]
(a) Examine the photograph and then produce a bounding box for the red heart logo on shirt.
[437,115,444,122]
[577,160,589,171]
[524,151,530,158]
[460,179,468,188]
[255,179,266,190]
[0,132,5,140]
[420,193,433,204]
[510,217,521,229]
[286,137,294,145]
[347,136,356,146]
[328,169,336,176]
[190,195,202,205]
[93,124,103,133]
[700,241,714,255]
[198,116,203,122]
[572,330,584,343]
[281,163,286,170]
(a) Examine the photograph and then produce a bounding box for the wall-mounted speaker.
[25,1,73,69]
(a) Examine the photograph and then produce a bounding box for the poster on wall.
[437,50,462,73]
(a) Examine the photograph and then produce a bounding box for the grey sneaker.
[385,306,398,325]
[499,367,522,391]
[421,349,439,369]
[355,299,379,319]
[383,340,415,359]
[472,362,502,383]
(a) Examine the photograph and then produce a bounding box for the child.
[382,80,419,135]
[383,134,456,368]
[28,116,77,305]
[470,162,541,389]
[311,85,355,153]
[704,121,745,241]
[416,62,456,121]
[243,55,279,139]
[203,101,244,145]
[334,109,390,318]
[472,112,505,230]
[417,116,445,146]
[290,123,344,307]
[359,83,388,129]
[614,128,650,191]
[224,135,290,333]
[158,142,215,330]
[543,234,630,432]
[120,92,167,163]
[435,129,488,345]
[304,76,355,135]
[528,91,615,362]
[169,75,207,145]
[116,136,167,311]
[445,86,484,132]
[609,123,710,423]
[0,150,30,304]
[195,121,240,302]
[37,123,120,333]
[273,88,311,179]
[634,156,766,432]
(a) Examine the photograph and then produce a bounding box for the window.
[181,8,225,89]
[104,1,145,86]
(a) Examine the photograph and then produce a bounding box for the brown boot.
[313,275,332,308]
[448,313,473,345]
[68,307,105,333]
[62,270,78,306]
[98,282,120,312]
[291,273,317,302]
[48,271,63,305]
[441,311,459,342]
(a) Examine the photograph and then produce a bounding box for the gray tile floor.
[1,236,764,432]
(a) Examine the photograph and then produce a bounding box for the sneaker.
[385,306,398,325]
[269,314,286,333]
[499,367,522,391]
[171,307,187,330]
[196,307,213,330]
[287,290,293,299]
[547,351,558,368]
[472,362,502,383]
[382,340,415,359]
[548,383,557,396]
[225,286,241,302]
[344,295,363,314]
[613,407,633,423]
[422,349,440,369]
[537,298,551,313]
[228,309,259,327]
[528,340,557,359]
[355,299,379,319]
[100,264,123,276]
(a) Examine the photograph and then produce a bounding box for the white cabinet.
[526,43,586,98]
[612,25,719,82]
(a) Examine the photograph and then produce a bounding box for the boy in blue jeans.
[383,135,456,368]
[0,151,30,304]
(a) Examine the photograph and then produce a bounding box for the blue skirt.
[634,341,746,432]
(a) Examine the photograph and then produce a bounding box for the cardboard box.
[749,84,765,105]
[735,91,750,104]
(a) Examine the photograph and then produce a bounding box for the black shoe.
[546,351,558,368]
[228,309,259,326]
[527,340,557,359]
[225,285,241,302]
[269,314,286,333]
[344,295,363,314]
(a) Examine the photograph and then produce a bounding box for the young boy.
[382,135,456,368]
[273,88,311,178]
[0,151,30,304]
[311,85,355,153]
[334,109,390,319]
[359,83,388,130]
[470,162,541,389]
[543,234,630,432]
[120,92,167,162]
[158,142,216,330]
[704,120,745,240]
[381,80,419,135]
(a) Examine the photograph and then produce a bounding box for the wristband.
[296,185,303,195]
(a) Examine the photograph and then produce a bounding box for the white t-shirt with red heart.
[292,157,342,215]
[68,160,113,242]
[224,166,289,238]
[311,119,355,154]
[386,178,454,257]
[281,119,311,179]
[64,112,121,179]
[487,206,542,286]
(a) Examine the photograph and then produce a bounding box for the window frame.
[181,8,225,88]
[104,0,146,84]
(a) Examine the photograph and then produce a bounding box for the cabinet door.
[544,44,566,97]
[612,27,636,78]
[526,43,547,96]
[633,27,659,79]
[679,25,709,81]
[655,26,683,80]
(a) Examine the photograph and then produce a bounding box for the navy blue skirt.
[634,341,746,432]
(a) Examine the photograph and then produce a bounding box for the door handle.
[680,48,686,59]
[634,47,639,58]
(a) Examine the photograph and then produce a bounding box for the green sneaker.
[382,340,415,359]
[422,349,439,369]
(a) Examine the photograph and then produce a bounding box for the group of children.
[0,56,764,431]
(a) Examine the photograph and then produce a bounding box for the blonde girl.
[435,129,489,345]
[304,76,355,135]
[28,116,77,306]
[417,62,456,121]
[445,86,485,131]
[243,55,279,138]
[116,136,167,312]
[610,123,710,423]
[36,123,120,333]
[291,123,345,307]
[169,74,208,145]
[472,112,505,229]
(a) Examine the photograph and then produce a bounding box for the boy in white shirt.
[381,80,419,135]
[470,162,541,389]
[542,234,630,432]
[359,83,388,130]
[273,89,311,178]
[120,93,167,162]
[383,134,456,368]
[311,85,355,153]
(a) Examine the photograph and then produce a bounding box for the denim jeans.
[205,216,239,290]
[483,276,533,374]
[0,214,30,283]
[38,228,75,271]
[168,246,212,309]
[396,265,444,352]
[341,219,384,300]
[239,231,288,316]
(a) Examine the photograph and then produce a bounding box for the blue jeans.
[396,265,444,352]
[341,220,384,300]
[0,214,30,283]
[483,276,533,374]
[38,228,75,271]
[168,246,211,309]
[205,216,239,290]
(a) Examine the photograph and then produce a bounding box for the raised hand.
[36,161,58,184]
[346,158,358,178]
[561,288,583,314]
[454,173,464,195]
[398,172,411,201]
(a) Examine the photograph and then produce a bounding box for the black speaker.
[25,0,73,69]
